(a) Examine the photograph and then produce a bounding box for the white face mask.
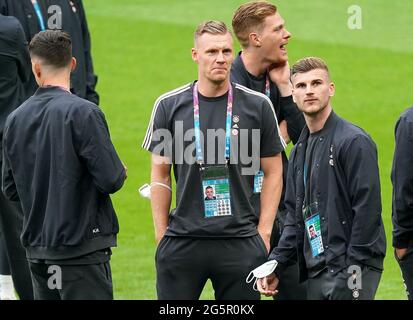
[245,260,278,291]
[139,183,151,199]
[139,182,172,199]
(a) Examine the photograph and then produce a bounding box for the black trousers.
[0,192,34,299]
[29,261,113,300]
[396,248,413,300]
[156,236,267,300]
[271,210,307,300]
[306,266,382,300]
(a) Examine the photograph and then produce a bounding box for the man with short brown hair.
[231,1,306,300]
[251,57,386,300]
[2,30,126,300]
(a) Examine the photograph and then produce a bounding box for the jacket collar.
[297,109,340,144]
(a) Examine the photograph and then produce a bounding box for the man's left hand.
[268,61,293,97]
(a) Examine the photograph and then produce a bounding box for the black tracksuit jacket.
[269,111,386,282]
[0,0,99,104]
[392,105,413,249]
[1,87,125,260]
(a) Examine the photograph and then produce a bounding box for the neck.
[241,49,268,77]
[197,78,230,97]
[305,105,333,133]
[40,75,70,92]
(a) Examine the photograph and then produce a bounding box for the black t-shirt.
[143,81,284,237]
[231,52,305,214]
[303,131,326,276]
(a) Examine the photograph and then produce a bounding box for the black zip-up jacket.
[0,0,99,104]
[392,105,413,249]
[1,86,126,260]
[269,111,386,282]
[0,14,30,138]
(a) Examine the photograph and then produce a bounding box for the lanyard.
[264,74,270,98]
[240,53,271,98]
[31,0,46,31]
[193,82,233,166]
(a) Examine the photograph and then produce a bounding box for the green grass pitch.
[83,0,413,299]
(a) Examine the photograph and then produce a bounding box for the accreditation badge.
[200,165,232,218]
[253,170,264,193]
[303,202,325,257]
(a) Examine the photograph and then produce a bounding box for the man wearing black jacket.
[2,30,126,300]
[231,1,306,300]
[0,13,34,300]
[0,0,99,103]
[391,106,413,300]
[253,57,386,300]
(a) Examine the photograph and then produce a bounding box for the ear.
[32,60,41,79]
[248,32,261,47]
[71,57,77,72]
[191,48,198,63]
[329,82,335,97]
[291,88,297,103]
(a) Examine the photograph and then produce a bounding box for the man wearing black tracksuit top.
[254,57,386,300]
[231,2,306,300]
[1,30,126,300]
[0,0,99,103]
[392,106,413,300]
[0,13,33,300]
[143,21,284,300]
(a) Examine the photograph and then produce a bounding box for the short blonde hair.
[194,20,230,43]
[232,1,277,48]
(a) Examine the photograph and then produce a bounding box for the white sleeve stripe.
[235,84,287,149]
[142,83,191,150]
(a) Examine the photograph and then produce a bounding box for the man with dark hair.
[143,20,284,299]
[2,30,126,300]
[391,104,413,300]
[204,186,216,201]
[0,0,99,103]
[231,1,306,300]
[251,57,386,300]
[0,13,33,300]
[308,225,316,240]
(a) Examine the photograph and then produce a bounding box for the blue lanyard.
[31,0,46,31]
[193,82,233,166]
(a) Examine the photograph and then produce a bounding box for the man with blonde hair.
[143,20,284,299]
[231,1,306,300]
[251,57,386,300]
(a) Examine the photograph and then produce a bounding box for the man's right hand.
[257,273,279,297]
